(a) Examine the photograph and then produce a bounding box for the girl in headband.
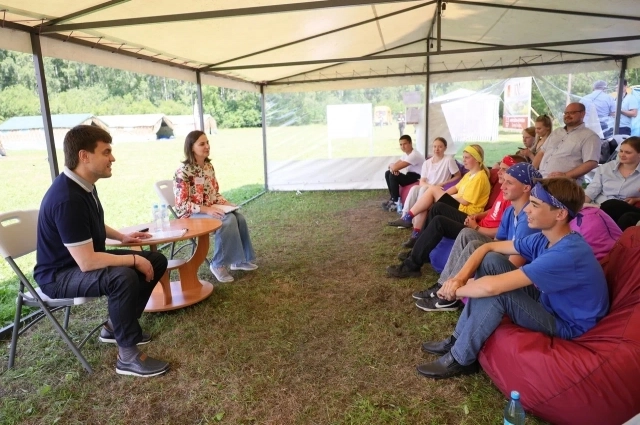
[396,144,491,247]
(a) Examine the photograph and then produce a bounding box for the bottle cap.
[510,390,520,400]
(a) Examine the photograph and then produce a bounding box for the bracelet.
[132,254,136,268]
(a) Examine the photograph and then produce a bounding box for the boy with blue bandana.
[416,178,609,379]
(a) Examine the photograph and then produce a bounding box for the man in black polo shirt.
[34,125,169,377]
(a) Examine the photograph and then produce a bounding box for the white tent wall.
[264,85,426,191]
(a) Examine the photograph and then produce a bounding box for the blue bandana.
[505,163,541,186]
[531,182,577,218]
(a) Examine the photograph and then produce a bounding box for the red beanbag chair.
[478,227,640,425]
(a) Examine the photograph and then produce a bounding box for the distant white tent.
[0,114,108,150]
[99,114,174,142]
[167,115,217,136]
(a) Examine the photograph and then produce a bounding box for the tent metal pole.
[260,85,269,192]
[614,58,627,135]
[200,1,435,71]
[195,71,205,131]
[42,0,412,32]
[30,33,59,180]
[208,35,639,71]
[436,0,442,52]
[425,39,431,156]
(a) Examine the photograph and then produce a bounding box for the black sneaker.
[387,218,412,228]
[415,297,463,312]
[412,283,441,300]
[397,250,412,262]
[381,199,394,210]
[402,237,417,249]
[386,264,421,278]
[99,327,152,345]
[116,353,169,377]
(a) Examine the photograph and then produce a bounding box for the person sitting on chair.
[174,130,257,283]
[396,144,491,247]
[381,135,425,211]
[416,178,608,379]
[585,136,640,230]
[34,125,170,377]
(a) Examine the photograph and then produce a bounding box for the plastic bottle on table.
[152,204,162,232]
[503,390,525,425]
[161,204,170,230]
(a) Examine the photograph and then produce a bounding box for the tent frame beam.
[40,0,413,33]
[208,34,640,71]
[30,34,59,180]
[266,56,623,86]
[195,71,205,131]
[199,1,435,71]
[43,0,131,27]
[447,0,640,22]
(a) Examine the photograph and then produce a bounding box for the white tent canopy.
[0,0,638,93]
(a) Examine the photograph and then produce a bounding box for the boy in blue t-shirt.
[416,178,609,379]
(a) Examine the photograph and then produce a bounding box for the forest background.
[2,50,639,128]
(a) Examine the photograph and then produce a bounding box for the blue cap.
[511,391,520,400]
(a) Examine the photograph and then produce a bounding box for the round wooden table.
[107,218,221,312]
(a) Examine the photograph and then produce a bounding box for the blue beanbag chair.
[429,237,455,273]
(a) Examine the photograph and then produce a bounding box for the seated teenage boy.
[382,135,425,210]
[386,155,526,278]
[416,178,609,379]
[414,162,542,311]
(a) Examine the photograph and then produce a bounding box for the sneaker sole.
[229,266,258,271]
[116,366,169,378]
[99,337,152,345]
[415,302,461,312]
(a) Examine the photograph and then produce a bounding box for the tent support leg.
[260,84,269,192]
[31,33,59,180]
[195,71,205,132]
[613,57,627,135]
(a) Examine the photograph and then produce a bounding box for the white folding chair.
[0,210,104,373]
[154,180,202,259]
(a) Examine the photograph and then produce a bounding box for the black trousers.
[420,193,461,231]
[600,199,640,231]
[384,170,420,202]
[41,249,168,347]
[405,202,468,270]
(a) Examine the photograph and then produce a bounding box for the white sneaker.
[230,262,258,271]
[209,264,234,282]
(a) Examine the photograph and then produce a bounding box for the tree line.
[1,49,638,129]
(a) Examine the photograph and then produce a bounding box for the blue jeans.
[450,252,557,365]
[191,211,255,267]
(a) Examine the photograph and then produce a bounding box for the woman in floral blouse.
[173,130,257,282]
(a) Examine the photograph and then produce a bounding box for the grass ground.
[0,190,546,424]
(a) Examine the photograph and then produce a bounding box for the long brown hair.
[182,130,211,165]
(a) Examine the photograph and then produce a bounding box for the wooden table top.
[106,218,222,247]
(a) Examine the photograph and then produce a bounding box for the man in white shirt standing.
[382,135,425,210]
[533,102,600,186]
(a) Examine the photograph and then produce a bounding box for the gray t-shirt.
[538,124,600,183]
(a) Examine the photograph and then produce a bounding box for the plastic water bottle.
[161,204,170,230]
[396,200,403,215]
[503,391,525,425]
[152,204,162,232]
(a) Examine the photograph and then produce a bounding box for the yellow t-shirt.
[454,171,491,215]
